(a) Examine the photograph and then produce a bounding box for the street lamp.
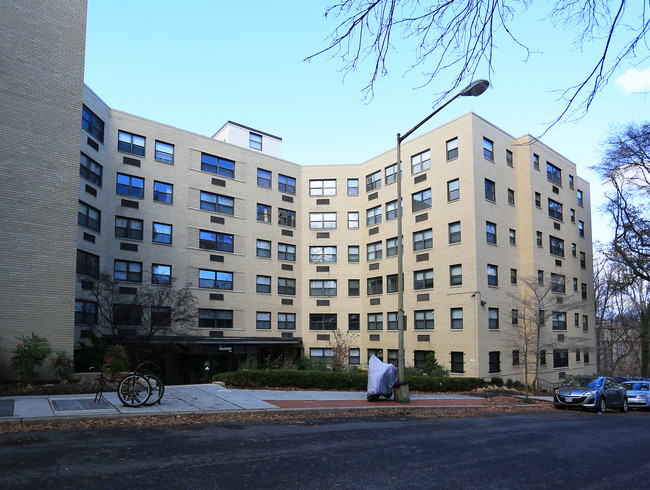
[394,79,490,403]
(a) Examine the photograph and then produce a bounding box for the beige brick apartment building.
[1,1,596,383]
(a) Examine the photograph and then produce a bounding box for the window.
[446,138,458,160]
[310,313,337,330]
[368,313,383,330]
[309,279,337,296]
[151,264,171,285]
[569,175,575,189]
[201,153,234,178]
[278,208,296,227]
[348,279,360,297]
[366,170,381,191]
[537,231,543,247]
[278,277,296,295]
[309,246,336,262]
[507,188,515,206]
[113,304,142,326]
[199,230,234,252]
[447,179,460,201]
[548,199,563,220]
[546,162,562,185]
[511,309,519,326]
[76,250,99,277]
[278,313,296,330]
[114,260,142,282]
[578,220,585,237]
[116,173,144,198]
[256,239,271,258]
[572,243,577,258]
[414,269,434,290]
[538,270,544,285]
[367,276,383,295]
[385,163,399,184]
[449,221,461,244]
[200,191,234,215]
[256,275,271,294]
[451,308,463,329]
[483,138,494,160]
[581,283,587,300]
[535,192,541,208]
[310,348,334,362]
[386,274,398,293]
[278,174,296,194]
[450,352,464,373]
[309,212,336,229]
[540,350,547,365]
[154,141,174,163]
[551,273,566,293]
[412,188,432,212]
[486,221,497,244]
[487,264,498,286]
[411,149,431,174]
[580,252,586,268]
[256,312,271,330]
[153,181,173,203]
[577,189,584,207]
[450,264,462,286]
[199,269,233,290]
[198,309,233,329]
[118,130,145,156]
[386,200,400,220]
[415,310,434,330]
[75,300,98,324]
[484,179,496,201]
[570,209,576,223]
[575,349,581,362]
[348,313,360,331]
[348,211,359,229]
[349,348,361,365]
[249,132,263,151]
[553,349,569,368]
[257,168,272,188]
[115,216,143,240]
[256,204,271,223]
[512,350,520,366]
[386,237,399,257]
[549,236,565,257]
[367,241,382,261]
[366,206,382,226]
[388,313,399,331]
[348,245,360,263]
[368,349,384,362]
[80,153,102,186]
[509,229,516,246]
[413,229,433,250]
[552,312,567,330]
[575,313,580,327]
[78,201,101,231]
[506,150,513,167]
[151,307,170,328]
[82,105,104,142]
[488,351,501,373]
[533,153,540,170]
[347,178,359,195]
[511,268,518,285]
[573,278,579,292]
[583,315,589,332]
[309,179,336,196]
[278,243,296,261]
[387,350,399,367]
[488,308,499,330]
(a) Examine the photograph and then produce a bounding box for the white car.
[621,381,650,409]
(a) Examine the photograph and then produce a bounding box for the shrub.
[11,334,53,383]
[104,344,129,378]
[491,376,504,387]
[422,353,449,377]
[51,351,74,383]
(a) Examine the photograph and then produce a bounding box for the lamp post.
[393,79,490,403]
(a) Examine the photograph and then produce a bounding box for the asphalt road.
[1,410,649,489]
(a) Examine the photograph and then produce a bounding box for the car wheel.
[619,398,628,413]
[596,397,607,413]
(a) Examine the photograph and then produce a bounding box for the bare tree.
[509,276,585,397]
[327,330,359,371]
[81,273,198,341]
[306,1,649,129]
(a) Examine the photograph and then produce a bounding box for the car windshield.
[566,377,602,388]
[623,382,650,391]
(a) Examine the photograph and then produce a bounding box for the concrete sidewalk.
[0,384,553,425]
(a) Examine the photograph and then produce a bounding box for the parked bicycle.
[91,361,165,407]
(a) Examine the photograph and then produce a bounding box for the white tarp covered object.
[367,355,398,401]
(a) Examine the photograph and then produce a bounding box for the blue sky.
[84,1,650,244]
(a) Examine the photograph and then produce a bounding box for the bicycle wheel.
[143,373,165,405]
[118,374,151,407]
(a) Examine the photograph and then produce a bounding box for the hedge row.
[214,370,485,392]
